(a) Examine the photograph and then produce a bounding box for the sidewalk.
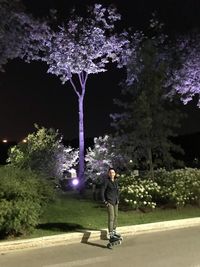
[1,217,200,253]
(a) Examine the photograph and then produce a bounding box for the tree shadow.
[36,222,84,232]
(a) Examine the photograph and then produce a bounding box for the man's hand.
[104,201,109,207]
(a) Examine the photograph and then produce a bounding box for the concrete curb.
[1,217,200,253]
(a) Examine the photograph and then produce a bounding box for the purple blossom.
[170,34,200,107]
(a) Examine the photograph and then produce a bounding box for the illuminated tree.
[85,134,129,182]
[20,4,132,191]
[0,2,142,191]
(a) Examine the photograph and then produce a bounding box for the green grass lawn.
[27,189,200,239]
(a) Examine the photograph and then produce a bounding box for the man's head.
[108,167,116,179]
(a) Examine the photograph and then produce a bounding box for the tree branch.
[69,77,80,97]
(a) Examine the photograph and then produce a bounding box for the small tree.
[7,124,78,180]
[85,134,129,183]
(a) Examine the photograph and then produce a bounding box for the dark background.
[0,0,200,144]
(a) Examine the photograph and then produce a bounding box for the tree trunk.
[70,72,87,195]
[147,146,154,179]
[78,94,85,194]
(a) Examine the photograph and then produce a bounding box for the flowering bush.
[85,135,129,183]
[154,168,200,208]
[119,168,200,210]
[119,173,160,210]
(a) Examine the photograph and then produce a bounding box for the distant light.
[22,139,27,143]
[2,139,7,143]
[72,178,79,186]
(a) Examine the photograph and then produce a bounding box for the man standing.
[101,167,121,240]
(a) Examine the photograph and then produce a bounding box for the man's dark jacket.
[101,177,119,205]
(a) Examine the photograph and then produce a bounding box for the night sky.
[0,0,200,142]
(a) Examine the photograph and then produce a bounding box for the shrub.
[7,124,78,181]
[0,166,54,237]
[119,168,200,210]
[119,173,160,210]
[154,168,200,208]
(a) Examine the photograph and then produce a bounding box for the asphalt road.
[1,226,200,267]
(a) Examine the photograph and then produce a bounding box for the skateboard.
[106,236,123,249]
